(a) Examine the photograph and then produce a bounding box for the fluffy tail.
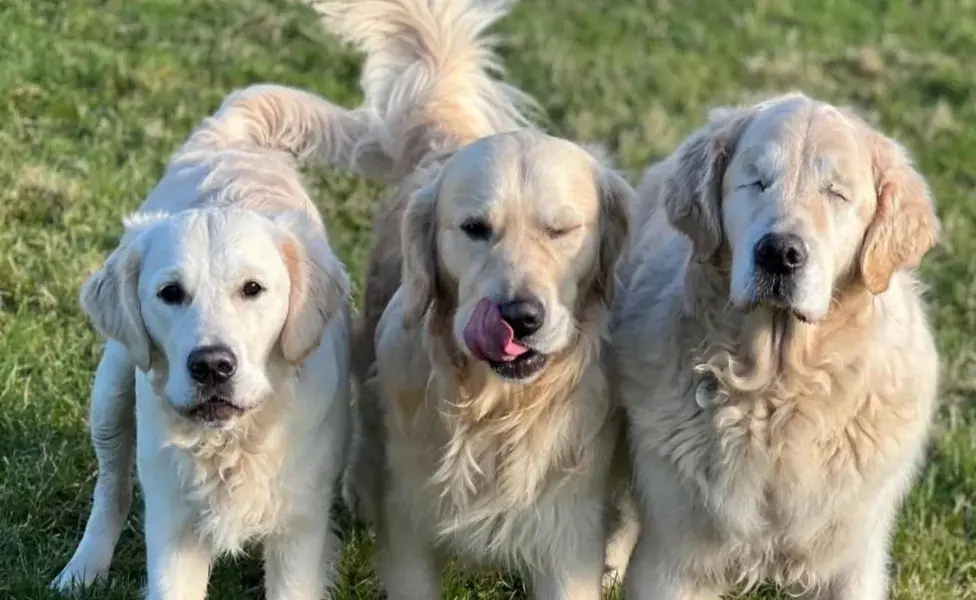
[309,0,537,176]
[180,84,393,180]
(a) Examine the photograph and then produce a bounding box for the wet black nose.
[754,233,808,276]
[498,296,545,339]
[187,345,237,385]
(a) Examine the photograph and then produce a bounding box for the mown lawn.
[1,0,974,598]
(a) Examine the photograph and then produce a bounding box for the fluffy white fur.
[614,93,941,599]
[51,84,381,599]
[309,0,639,598]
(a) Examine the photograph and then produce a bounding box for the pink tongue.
[463,298,529,362]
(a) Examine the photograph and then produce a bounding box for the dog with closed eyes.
[51,84,391,599]
[311,0,640,597]
[614,92,940,599]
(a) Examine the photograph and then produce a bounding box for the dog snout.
[187,344,238,385]
[498,295,545,339]
[754,233,808,276]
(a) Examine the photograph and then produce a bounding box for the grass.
[0,0,974,597]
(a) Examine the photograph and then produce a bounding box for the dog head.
[665,93,938,322]
[80,207,347,428]
[398,131,631,382]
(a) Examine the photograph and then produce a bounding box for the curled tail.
[310,0,537,175]
[181,84,393,180]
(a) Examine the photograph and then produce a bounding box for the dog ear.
[594,166,633,304]
[79,219,157,372]
[274,214,350,363]
[400,176,440,328]
[859,133,939,294]
[666,107,752,262]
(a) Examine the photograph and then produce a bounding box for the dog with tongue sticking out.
[463,297,544,379]
[321,0,641,596]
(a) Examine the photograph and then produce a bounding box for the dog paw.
[50,559,109,592]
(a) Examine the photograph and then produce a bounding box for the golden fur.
[311,0,639,597]
[614,93,940,599]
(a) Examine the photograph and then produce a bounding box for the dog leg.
[603,494,640,590]
[52,341,135,590]
[532,546,605,600]
[264,516,339,600]
[144,501,212,600]
[623,531,722,600]
[805,530,890,600]
[376,496,442,600]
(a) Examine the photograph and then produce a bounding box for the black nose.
[187,345,237,385]
[754,233,808,276]
[498,296,545,339]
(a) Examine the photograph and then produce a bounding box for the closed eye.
[737,180,770,192]
[827,187,851,203]
[460,218,492,241]
[545,224,581,239]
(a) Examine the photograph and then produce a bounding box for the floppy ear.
[666,108,752,262]
[275,215,350,363]
[79,226,153,372]
[593,166,633,304]
[400,177,440,328]
[859,133,939,294]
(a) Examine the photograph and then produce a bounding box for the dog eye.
[157,283,186,305]
[460,219,492,241]
[241,280,265,299]
[752,180,770,192]
[546,225,580,239]
[827,187,851,203]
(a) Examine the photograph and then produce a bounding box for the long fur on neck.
[410,303,611,541]
[685,260,878,449]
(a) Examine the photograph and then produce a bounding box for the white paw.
[51,556,110,592]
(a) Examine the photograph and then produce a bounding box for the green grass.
[0,0,974,598]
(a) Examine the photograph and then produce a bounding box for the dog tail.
[180,84,393,180]
[310,0,537,176]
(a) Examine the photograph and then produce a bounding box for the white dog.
[52,85,387,599]
[614,93,940,599]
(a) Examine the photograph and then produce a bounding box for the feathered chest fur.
[667,305,926,555]
[166,415,288,554]
[389,345,615,561]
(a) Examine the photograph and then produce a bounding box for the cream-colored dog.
[614,93,940,599]
[311,0,638,597]
[52,85,388,599]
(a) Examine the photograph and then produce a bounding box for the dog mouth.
[741,281,815,324]
[186,395,246,425]
[486,350,548,380]
[463,298,550,381]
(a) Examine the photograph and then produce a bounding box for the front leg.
[264,515,339,600]
[531,498,612,600]
[801,528,891,600]
[532,544,605,600]
[52,341,135,590]
[623,529,722,600]
[144,498,213,600]
[376,494,443,600]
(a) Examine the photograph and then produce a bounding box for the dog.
[309,0,640,597]
[51,84,389,599]
[613,92,940,599]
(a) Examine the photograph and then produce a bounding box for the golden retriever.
[52,85,389,599]
[613,92,940,599]
[311,0,639,597]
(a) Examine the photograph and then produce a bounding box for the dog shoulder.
[375,287,433,398]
